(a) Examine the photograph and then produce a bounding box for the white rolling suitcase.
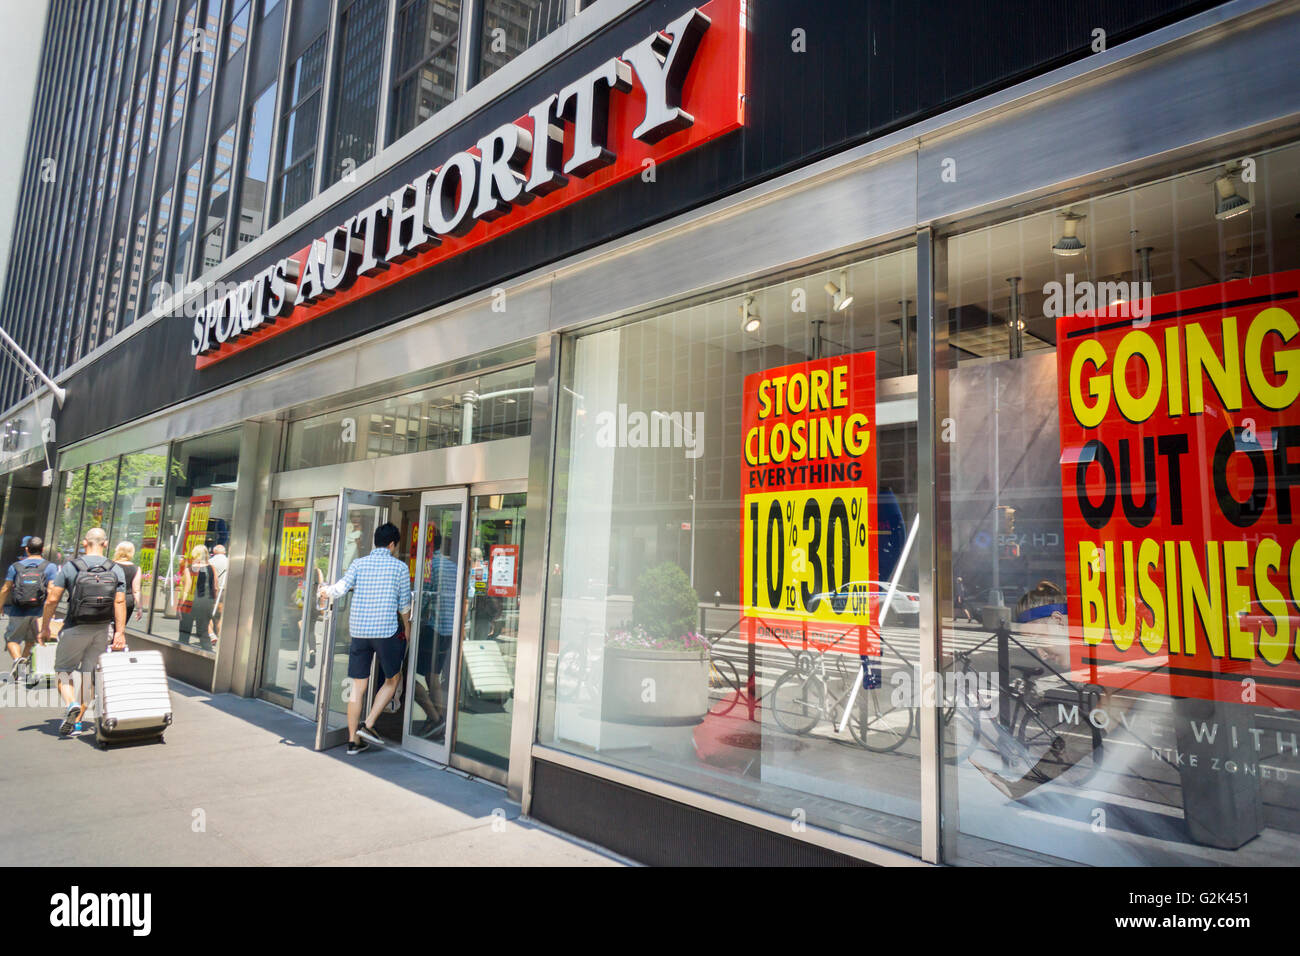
[28,642,57,685]
[94,648,173,749]
[460,640,514,699]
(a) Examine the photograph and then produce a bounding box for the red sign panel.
[1057,270,1300,708]
[489,544,519,598]
[181,495,212,564]
[195,0,747,370]
[139,498,161,575]
[740,350,879,656]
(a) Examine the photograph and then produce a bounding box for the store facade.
[16,0,1300,865]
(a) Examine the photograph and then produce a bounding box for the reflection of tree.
[57,452,179,554]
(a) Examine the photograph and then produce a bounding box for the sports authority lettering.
[190,1,745,367]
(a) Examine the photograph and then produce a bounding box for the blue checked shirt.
[326,547,412,638]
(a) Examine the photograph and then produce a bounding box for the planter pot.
[601,646,711,726]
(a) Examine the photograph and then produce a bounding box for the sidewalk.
[0,672,625,867]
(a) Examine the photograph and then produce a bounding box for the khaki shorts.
[3,614,38,645]
[53,623,109,675]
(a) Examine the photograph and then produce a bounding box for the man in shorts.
[40,528,127,737]
[2,536,57,682]
[318,522,411,755]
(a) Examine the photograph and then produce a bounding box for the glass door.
[451,485,526,779]
[296,501,336,718]
[260,505,315,710]
[314,489,392,750]
[402,488,469,763]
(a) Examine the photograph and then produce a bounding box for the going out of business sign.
[189,0,746,368]
[740,351,879,656]
[1058,269,1300,708]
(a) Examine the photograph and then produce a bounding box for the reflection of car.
[808,580,920,626]
[1237,601,1300,642]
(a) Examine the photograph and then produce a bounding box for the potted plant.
[601,563,711,725]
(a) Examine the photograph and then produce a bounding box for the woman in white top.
[180,545,218,651]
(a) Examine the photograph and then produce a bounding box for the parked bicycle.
[768,626,914,753]
[942,620,1104,785]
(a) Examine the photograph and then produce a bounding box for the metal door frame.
[447,478,527,783]
[401,487,470,764]
[314,488,398,750]
[289,497,336,719]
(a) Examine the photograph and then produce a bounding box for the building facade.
[2,0,1298,865]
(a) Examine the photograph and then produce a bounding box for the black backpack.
[67,557,118,624]
[11,559,48,609]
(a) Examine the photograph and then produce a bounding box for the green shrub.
[632,562,699,641]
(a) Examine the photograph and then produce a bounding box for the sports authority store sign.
[187,1,746,369]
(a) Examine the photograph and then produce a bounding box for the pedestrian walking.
[39,528,126,737]
[1,536,57,682]
[208,544,229,642]
[317,522,411,755]
[112,541,145,624]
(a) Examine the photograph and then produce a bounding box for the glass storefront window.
[78,459,120,544]
[149,428,242,653]
[937,140,1300,865]
[106,446,171,623]
[53,468,86,563]
[282,364,534,470]
[540,245,924,854]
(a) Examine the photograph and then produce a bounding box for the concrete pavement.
[0,671,626,866]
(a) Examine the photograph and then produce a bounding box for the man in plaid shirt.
[318,522,411,754]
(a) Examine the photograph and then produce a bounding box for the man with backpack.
[1,535,57,682]
[39,528,127,737]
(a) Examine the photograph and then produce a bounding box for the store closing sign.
[279,513,310,576]
[181,495,212,563]
[1058,270,1300,708]
[190,0,746,369]
[741,351,879,655]
[139,499,161,575]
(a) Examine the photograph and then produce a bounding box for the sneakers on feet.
[70,722,88,737]
[59,703,81,736]
[346,737,371,755]
[356,724,384,747]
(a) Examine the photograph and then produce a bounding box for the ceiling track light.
[1213,164,1253,221]
[1052,211,1086,256]
[823,272,854,312]
[740,295,761,333]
